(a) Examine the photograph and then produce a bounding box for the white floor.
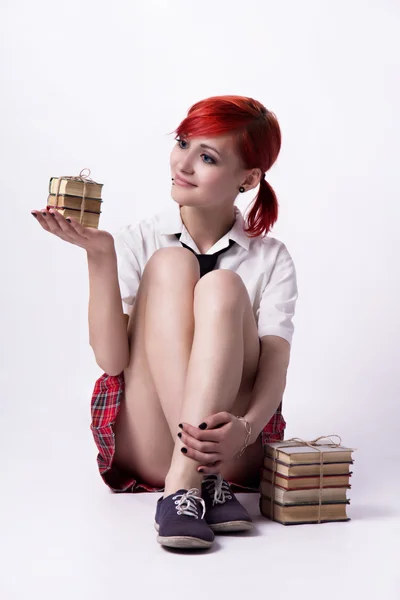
[2,417,399,599]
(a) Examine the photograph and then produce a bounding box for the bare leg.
[113,248,200,487]
[143,249,200,437]
[145,255,258,497]
[113,248,260,493]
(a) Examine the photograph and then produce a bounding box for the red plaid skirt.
[90,372,286,494]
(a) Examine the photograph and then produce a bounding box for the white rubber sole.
[154,522,213,549]
[208,520,254,532]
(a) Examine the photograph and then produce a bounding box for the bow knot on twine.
[282,434,342,450]
[54,168,100,223]
[268,434,346,524]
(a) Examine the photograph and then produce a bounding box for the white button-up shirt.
[113,203,298,346]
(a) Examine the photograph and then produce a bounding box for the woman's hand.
[178,411,249,475]
[31,206,115,256]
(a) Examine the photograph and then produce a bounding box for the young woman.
[31,95,298,550]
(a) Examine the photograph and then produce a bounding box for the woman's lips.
[174,175,196,187]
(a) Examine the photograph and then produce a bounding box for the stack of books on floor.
[47,168,103,229]
[259,436,355,525]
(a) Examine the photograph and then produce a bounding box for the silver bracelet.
[235,416,252,458]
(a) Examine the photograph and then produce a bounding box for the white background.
[1,0,399,598]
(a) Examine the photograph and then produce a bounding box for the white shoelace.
[173,488,206,520]
[203,474,233,506]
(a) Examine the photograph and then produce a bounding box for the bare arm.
[87,247,130,376]
[244,336,291,444]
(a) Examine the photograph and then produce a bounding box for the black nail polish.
[177,432,182,438]
[50,212,56,217]
[199,422,207,430]
[66,218,71,223]
[31,213,38,218]
[178,423,183,429]
[199,469,204,473]
[181,447,187,454]
[41,212,46,216]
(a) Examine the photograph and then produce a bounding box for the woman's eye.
[175,137,216,164]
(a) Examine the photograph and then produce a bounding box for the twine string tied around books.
[269,435,343,524]
[54,168,99,224]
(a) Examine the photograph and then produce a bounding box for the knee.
[145,247,200,281]
[194,270,245,310]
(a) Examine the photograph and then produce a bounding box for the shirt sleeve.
[257,245,299,346]
[112,225,143,318]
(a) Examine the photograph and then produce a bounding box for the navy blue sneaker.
[201,474,253,532]
[154,487,215,549]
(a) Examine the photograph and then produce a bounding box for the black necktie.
[175,233,236,278]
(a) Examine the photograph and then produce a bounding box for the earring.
[239,186,245,193]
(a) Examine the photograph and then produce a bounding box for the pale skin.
[112,247,264,497]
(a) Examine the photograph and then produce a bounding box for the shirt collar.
[157,203,250,253]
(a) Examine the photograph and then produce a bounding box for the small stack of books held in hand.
[47,168,103,228]
[259,436,355,525]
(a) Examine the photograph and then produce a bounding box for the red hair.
[170,95,282,238]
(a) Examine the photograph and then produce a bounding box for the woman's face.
[170,133,249,209]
